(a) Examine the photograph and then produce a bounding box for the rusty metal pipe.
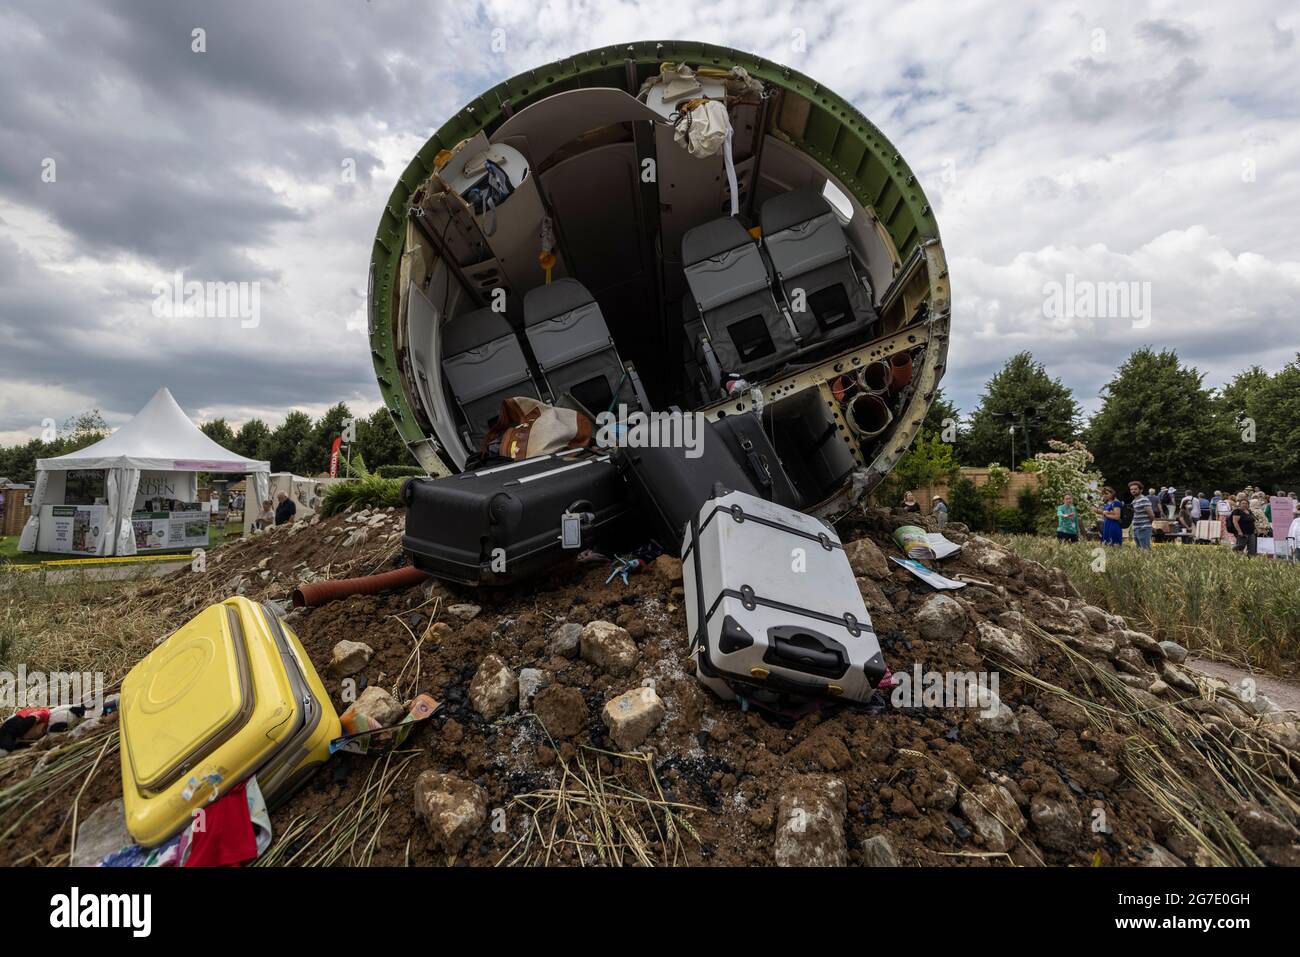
[845,392,893,439]
[857,360,893,395]
[888,351,914,392]
[292,565,429,608]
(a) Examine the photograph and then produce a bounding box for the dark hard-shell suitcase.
[683,489,886,704]
[616,413,799,551]
[616,429,757,554]
[710,412,802,509]
[402,450,630,585]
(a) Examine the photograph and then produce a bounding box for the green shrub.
[319,474,406,518]
[375,464,425,479]
[995,506,1036,534]
[947,476,990,530]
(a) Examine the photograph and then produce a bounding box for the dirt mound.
[3,505,1297,867]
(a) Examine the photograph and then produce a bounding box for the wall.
[1,484,33,537]
[908,468,1040,514]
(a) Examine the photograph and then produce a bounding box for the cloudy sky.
[1,0,1297,445]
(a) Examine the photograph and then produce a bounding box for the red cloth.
[183,780,258,867]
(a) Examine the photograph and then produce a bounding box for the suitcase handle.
[766,627,848,677]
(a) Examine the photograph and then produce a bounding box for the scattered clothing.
[181,779,261,867]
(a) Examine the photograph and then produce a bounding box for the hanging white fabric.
[673,99,739,217]
[110,467,142,556]
[17,470,48,552]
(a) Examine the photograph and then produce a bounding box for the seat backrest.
[760,189,850,278]
[682,217,770,312]
[441,307,532,404]
[522,278,614,370]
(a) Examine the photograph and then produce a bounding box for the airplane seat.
[682,216,798,380]
[441,306,542,445]
[759,188,879,345]
[522,278,641,416]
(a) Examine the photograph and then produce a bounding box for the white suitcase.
[682,490,885,703]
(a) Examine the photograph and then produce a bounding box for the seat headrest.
[682,217,755,267]
[760,188,835,236]
[523,277,596,325]
[441,307,516,356]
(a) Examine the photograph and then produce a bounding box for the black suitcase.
[402,451,631,585]
[710,413,802,509]
[616,413,796,551]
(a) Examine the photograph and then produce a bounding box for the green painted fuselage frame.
[367,40,948,518]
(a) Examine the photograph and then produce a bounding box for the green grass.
[994,535,1300,676]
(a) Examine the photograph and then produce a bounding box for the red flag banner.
[329,435,342,477]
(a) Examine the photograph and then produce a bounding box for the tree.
[963,353,1080,468]
[354,407,413,470]
[1211,358,1300,493]
[1086,348,1216,491]
[231,418,272,462]
[199,418,235,448]
[1032,439,1104,532]
[260,410,313,474]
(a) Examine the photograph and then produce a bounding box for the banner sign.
[329,436,342,478]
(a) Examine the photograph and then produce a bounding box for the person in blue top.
[1097,486,1123,545]
[1056,493,1080,543]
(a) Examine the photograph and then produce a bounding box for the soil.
[2,505,1297,867]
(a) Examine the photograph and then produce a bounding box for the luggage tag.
[329,693,440,755]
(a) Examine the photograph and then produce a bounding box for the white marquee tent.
[18,387,270,557]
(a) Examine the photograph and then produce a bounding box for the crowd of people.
[1061,484,1300,555]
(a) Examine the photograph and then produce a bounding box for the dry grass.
[994,535,1300,675]
[997,622,1299,866]
[497,731,702,867]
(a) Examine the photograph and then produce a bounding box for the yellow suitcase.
[119,597,341,847]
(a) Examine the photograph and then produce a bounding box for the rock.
[1016,706,1058,742]
[1112,647,1151,677]
[861,834,900,867]
[1147,679,1170,696]
[1159,662,1199,694]
[958,783,1025,853]
[72,799,131,867]
[547,622,584,658]
[468,654,518,719]
[774,775,848,867]
[1030,794,1081,851]
[976,690,1020,735]
[651,555,683,585]
[857,577,891,613]
[1158,640,1188,664]
[1231,803,1293,847]
[427,621,452,642]
[914,594,967,642]
[975,621,1037,670]
[844,537,889,580]
[342,686,405,728]
[580,621,639,676]
[1062,631,1118,659]
[1120,629,1162,656]
[328,640,374,677]
[1141,844,1186,867]
[518,668,548,711]
[534,685,587,739]
[446,603,481,622]
[601,687,666,750]
[966,537,1019,576]
[413,771,487,856]
[1079,605,1110,632]
[1257,844,1300,867]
